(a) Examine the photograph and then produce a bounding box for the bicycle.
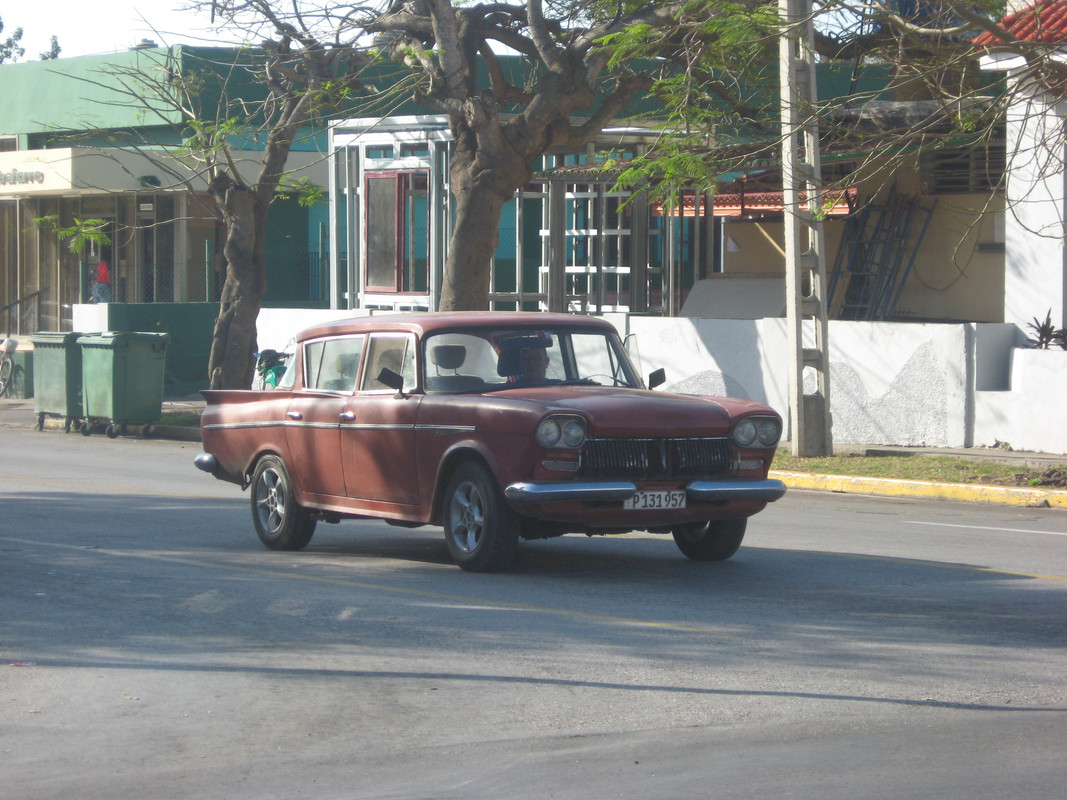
[0,338,24,398]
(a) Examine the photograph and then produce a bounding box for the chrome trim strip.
[417,424,476,435]
[203,420,474,434]
[685,479,787,502]
[334,423,474,434]
[505,481,637,504]
[339,423,414,431]
[202,421,289,431]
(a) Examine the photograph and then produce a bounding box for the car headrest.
[431,344,466,371]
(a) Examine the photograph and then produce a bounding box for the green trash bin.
[78,332,170,438]
[29,331,84,432]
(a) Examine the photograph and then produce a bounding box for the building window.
[921,143,1005,194]
[364,172,428,294]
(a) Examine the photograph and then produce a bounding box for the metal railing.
[1,287,48,336]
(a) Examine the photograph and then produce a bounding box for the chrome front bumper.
[504,478,786,505]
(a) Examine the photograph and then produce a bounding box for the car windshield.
[423,328,641,393]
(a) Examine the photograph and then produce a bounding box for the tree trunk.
[439,175,514,311]
[208,179,268,389]
[439,126,532,311]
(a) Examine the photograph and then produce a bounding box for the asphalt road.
[2,427,1066,799]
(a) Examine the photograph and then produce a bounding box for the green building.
[0,45,332,335]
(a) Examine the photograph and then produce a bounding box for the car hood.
[498,386,773,437]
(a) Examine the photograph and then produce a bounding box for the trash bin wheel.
[106,424,120,439]
[80,421,93,436]
[36,413,45,432]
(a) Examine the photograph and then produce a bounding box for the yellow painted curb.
[770,470,1067,508]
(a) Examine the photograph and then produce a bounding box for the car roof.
[297,311,617,343]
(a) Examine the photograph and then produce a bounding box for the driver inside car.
[518,346,550,385]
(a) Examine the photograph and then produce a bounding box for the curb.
[771,470,1067,509]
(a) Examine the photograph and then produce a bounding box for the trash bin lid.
[77,331,171,349]
[30,331,82,346]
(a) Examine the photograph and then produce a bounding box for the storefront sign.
[0,168,46,186]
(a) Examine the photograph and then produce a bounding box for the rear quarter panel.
[201,390,293,482]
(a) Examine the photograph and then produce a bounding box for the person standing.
[91,254,111,303]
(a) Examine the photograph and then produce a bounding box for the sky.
[7,1,241,59]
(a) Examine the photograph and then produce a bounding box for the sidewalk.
[0,396,202,442]
[2,396,1066,509]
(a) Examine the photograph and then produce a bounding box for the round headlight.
[757,418,781,446]
[560,418,586,447]
[733,419,757,447]
[536,418,562,447]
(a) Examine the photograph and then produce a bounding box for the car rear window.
[304,336,365,392]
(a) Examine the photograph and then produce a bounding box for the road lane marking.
[905,520,1067,537]
[0,473,229,500]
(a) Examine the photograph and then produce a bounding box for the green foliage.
[1026,310,1067,350]
[33,216,111,254]
[275,177,326,208]
[0,16,59,62]
[181,118,245,157]
[0,17,24,63]
[39,35,59,60]
[593,1,787,201]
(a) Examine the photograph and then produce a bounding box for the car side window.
[304,336,365,392]
[362,334,414,392]
[424,333,499,393]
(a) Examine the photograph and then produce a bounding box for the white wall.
[627,317,975,447]
[628,315,1067,453]
[71,304,109,333]
[975,349,1067,453]
[254,308,368,353]
[1003,89,1067,330]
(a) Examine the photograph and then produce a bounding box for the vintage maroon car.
[195,312,785,571]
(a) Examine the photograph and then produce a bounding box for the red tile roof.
[974,0,1067,45]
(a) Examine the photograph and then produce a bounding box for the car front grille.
[579,437,734,480]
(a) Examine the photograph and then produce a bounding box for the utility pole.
[779,0,833,456]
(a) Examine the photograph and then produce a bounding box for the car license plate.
[624,490,687,510]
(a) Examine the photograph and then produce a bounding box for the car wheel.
[672,518,747,561]
[250,455,316,551]
[443,461,520,572]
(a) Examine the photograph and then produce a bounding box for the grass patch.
[160,409,202,427]
[770,452,1062,487]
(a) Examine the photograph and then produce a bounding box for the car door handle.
[286,411,302,420]
[339,411,356,422]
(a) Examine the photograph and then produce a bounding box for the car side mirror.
[377,367,405,395]
[648,368,666,390]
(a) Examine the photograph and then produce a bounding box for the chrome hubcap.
[449,481,484,554]
[256,469,285,533]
